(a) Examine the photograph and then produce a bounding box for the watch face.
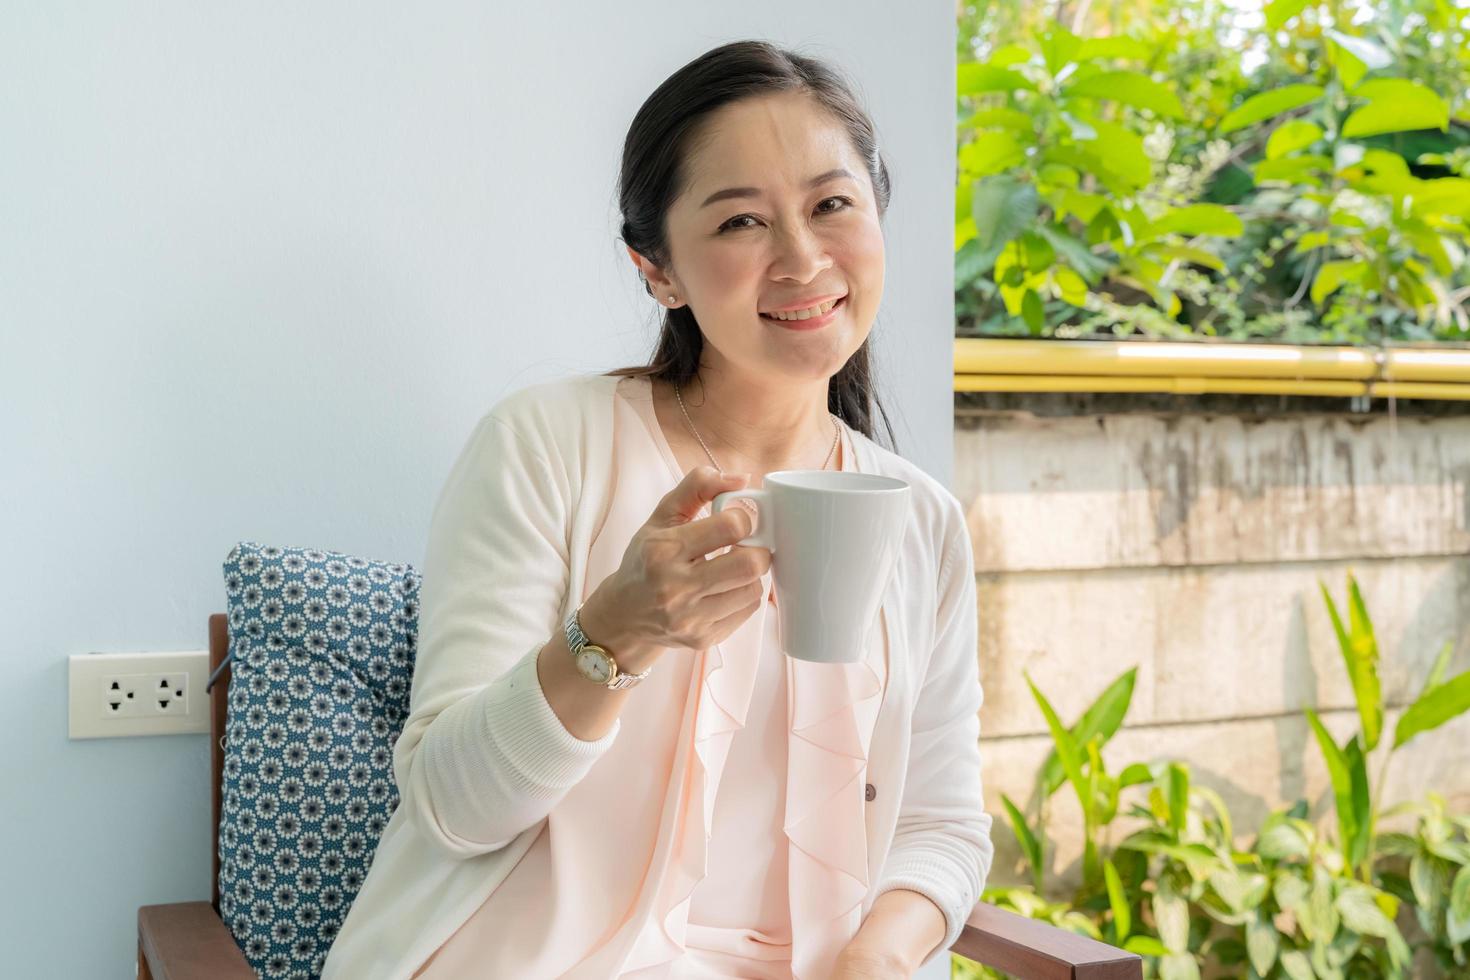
[575,648,613,684]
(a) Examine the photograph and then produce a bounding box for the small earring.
[668,295,678,305]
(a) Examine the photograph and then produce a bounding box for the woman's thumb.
[657,466,746,525]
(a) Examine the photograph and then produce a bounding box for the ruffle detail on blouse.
[618,567,772,975]
[619,572,891,980]
[784,602,888,980]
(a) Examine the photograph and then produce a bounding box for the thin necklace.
[674,381,841,475]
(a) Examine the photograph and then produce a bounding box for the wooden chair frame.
[137,614,1142,979]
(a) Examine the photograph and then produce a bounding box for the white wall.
[0,3,956,975]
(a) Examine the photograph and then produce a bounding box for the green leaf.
[1422,640,1453,696]
[1039,27,1082,77]
[1321,577,1383,752]
[1076,36,1152,62]
[960,131,1026,177]
[1147,244,1227,272]
[1000,794,1043,891]
[1302,865,1341,944]
[1158,953,1200,980]
[1150,204,1244,238]
[1037,224,1111,282]
[1055,266,1088,306]
[1119,762,1154,788]
[1254,154,1333,184]
[1124,935,1168,956]
[1104,857,1131,941]
[1403,223,1454,278]
[1258,822,1310,861]
[988,44,1031,68]
[957,63,1037,95]
[1342,80,1450,138]
[1168,763,1189,836]
[969,175,1040,274]
[1329,38,1368,91]
[1452,863,1470,915]
[1305,709,1367,871]
[1021,288,1045,332]
[1279,950,1314,980]
[1393,669,1470,748]
[1219,84,1325,134]
[1264,0,1310,30]
[1247,911,1279,976]
[962,107,1035,133]
[1335,885,1396,938]
[1211,867,1268,914]
[1021,230,1055,271]
[1294,229,1331,254]
[1412,853,1451,912]
[1121,831,1221,878]
[1037,163,1080,189]
[1413,178,1470,219]
[1311,260,1364,305]
[1090,120,1152,190]
[1154,884,1190,952]
[1344,738,1371,871]
[1275,872,1309,913]
[1067,70,1184,118]
[1038,668,1137,796]
[1323,29,1392,71]
[1266,120,1324,160]
[1451,866,1470,945]
[1026,671,1086,809]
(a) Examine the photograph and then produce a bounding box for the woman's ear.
[626,245,678,302]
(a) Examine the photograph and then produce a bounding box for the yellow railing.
[954,338,1470,401]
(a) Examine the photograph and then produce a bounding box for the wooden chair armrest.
[137,902,254,980]
[951,902,1142,979]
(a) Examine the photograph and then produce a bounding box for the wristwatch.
[563,604,653,690]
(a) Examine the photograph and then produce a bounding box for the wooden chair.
[137,614,1142,979]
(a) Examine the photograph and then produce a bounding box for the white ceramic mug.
[712,470,911,663]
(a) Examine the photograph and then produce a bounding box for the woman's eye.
[718,196,854,233]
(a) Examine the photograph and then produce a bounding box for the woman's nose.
[770,223,833,281]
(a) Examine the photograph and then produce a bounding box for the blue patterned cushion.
[216,541,420,979]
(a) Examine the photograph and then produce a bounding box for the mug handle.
[711,489,774,550]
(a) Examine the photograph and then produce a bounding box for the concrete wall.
[953,396,1470,888]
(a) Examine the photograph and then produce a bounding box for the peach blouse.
[410,376,887,979]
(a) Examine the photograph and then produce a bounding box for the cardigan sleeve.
[392,411,619,860]
[873,494,994,967]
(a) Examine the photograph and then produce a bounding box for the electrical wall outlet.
[69,651,211,738]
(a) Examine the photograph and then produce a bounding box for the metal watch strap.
[564,604,652,690]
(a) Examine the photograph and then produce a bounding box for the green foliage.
[956,0,1470,344]
[953,573,1470,978]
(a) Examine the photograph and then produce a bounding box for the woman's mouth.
[759,295,846,330]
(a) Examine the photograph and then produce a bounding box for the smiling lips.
[760,295,847,330]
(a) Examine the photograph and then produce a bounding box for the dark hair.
[604,40,897,452]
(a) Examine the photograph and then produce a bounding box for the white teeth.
[765,298,840,320]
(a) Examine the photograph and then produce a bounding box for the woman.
[322,39,992,980]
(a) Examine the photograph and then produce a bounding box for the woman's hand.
[580,466,771,670]
[832,945,909,979]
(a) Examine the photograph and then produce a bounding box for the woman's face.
[644,92,886,385]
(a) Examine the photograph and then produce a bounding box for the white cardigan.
[322,373,993,978]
